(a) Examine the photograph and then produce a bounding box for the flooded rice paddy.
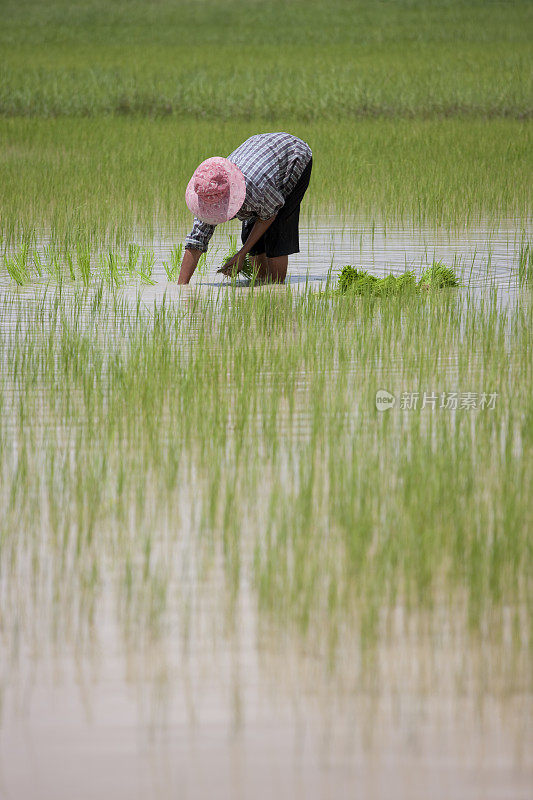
[0,215,532,799]
[129,215,527,301]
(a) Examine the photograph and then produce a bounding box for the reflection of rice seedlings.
[163,244,183,281]
[518,240,532,285]
[138,248,156,284]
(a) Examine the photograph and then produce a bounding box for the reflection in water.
[0,216,532,799]
[2,603,532,799]
[154,213,525,288]
[0,214,526,299]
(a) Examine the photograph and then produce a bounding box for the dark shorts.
[241,158,312,258]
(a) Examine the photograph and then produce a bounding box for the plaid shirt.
[185,132,312,252]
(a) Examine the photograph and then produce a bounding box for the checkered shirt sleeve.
[185,132,311,252]
[185,218,215,252]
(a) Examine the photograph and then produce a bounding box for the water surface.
[0,215,531,800]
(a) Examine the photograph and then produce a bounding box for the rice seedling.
[336,263,458,297]
[95,250,123,287]
[126,242,140,275]
[0,282,530,650]
[222,234,255,281]
[32,249,44,278]
[0,268,531,794]
[137,247,156,284]
[42,244,63,282]
[76,242,91,286]
[3,243,30,284]
[518,239,533,285]
[162,243,183,281]
[419,260,461,290]
[64,248,76,281]
[0,117,529,246]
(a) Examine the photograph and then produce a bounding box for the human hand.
[217,251,245,277]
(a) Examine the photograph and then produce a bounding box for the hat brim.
[185,158,246,225]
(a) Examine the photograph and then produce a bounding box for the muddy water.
[0,216,532,800]
[2,601,531,800]
[0,215,528,303]
[139,214,527,298]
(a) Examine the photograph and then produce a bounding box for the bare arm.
[218,215,277,276]
[178,248,203,285]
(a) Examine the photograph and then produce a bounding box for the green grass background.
[1,0,531,118]
[0,0,531,242]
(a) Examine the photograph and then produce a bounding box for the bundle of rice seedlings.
[222,235,256,281]
[372,271,417,297]
[336,266,417,297]
[419,260,460,289]
[337,262,458,297]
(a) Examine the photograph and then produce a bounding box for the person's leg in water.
[248,253,288,284]
[242,158,312,284]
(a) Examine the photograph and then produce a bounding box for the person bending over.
[178,132,312,285]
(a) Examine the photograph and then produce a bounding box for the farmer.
[178,132,312,285]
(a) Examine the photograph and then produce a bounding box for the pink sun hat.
[185,157,246,225]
